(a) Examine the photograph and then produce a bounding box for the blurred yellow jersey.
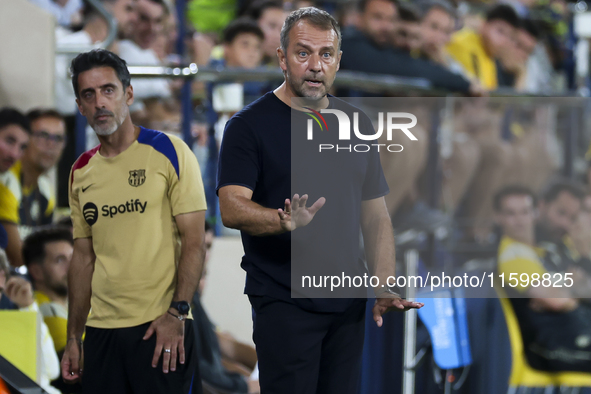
[69,127,207,328]
[0,170,21,224]
[497,236,547,293]
[446,29,498,90]
[35,291,68,353]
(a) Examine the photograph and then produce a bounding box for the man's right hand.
[61,338,84,384]
[278,194,326,232]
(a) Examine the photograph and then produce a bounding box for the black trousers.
[82,320,202,394]
[249,296,366,394]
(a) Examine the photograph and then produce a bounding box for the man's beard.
[92,106,128,136]
[286,66,330,101]
[53,284,68,297]
[49,280,68,297]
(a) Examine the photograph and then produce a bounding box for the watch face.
[177,301,190,315]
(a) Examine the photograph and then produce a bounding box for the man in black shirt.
[217,7,423,394]
[340,0,478,94]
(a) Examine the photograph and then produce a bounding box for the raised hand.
[278,194,326,232]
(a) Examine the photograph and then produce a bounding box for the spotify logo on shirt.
[83,202,99,226]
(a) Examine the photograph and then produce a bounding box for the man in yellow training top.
[61,49,206,394]
[446,4,520,90]
[13,109,67,237]
[0,108,30,267]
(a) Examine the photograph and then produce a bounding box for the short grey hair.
[280,7,341,52]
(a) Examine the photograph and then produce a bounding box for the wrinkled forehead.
[77,66,123,90]
[289,20,339,50]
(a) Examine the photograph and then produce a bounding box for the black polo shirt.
[217,92,389,312]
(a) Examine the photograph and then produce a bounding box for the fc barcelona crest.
[129,169,146,187]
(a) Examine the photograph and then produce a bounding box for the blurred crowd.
[1,0,591,392]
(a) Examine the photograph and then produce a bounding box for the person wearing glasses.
[10,109,67,236]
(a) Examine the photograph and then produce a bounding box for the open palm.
[278,194,326,231]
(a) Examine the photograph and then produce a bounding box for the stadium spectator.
[537,180,591,279]
[193,222,260,393]
[29,0,84,28]
[495,185,591,373]
[152,11,180,64]
[496,19,540,91]
[339,0,479,94]
[61,49,207,393]
[23,226,73,355]
[118,0,179,127]
[391,2,422,56]
[208,18,266,130]
[494,185,577,310]
[11,110,66,235]
[0,108,30,267]
[246,0,287,66]
[446,4,521,90]
[222,18,265,71]
[0,248,61,394]
[418,0,460,71]
[518,19,547,93]
[55,0,138,115]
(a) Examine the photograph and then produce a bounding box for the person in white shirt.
[55,0,138,115]
[118,0,174,123]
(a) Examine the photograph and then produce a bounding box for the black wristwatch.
[170,301,191,315]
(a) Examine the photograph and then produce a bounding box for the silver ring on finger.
[164,348,171,353]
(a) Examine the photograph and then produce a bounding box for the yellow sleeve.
[446,31,475,79]
[498,257,548,293]
[69,168,92,239]
[168,137,207,216]
[0,182,20,224]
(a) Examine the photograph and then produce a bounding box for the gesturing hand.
[143,311,185,373]
[372,296,424,328]
[278,194,326,232]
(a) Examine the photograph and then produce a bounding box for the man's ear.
[126,85,134,106]
[277,47,287,72]
[336,50,342,72]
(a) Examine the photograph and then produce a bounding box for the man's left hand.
[143,311,185,373]
[372,297,424,328]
